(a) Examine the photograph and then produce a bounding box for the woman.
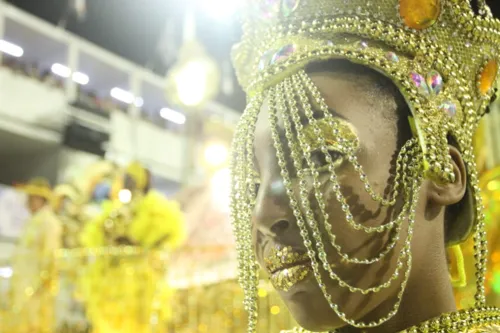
[8,178,61,333]
[229,0,500,332]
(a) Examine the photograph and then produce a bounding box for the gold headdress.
[126,161,149,192]
[16,177,52,200]
[230,0,500,331]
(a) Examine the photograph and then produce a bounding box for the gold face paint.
[303,118,360,153]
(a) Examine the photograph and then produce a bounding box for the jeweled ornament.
[410,72,430,96]
[426,70,443,95]
[259,50,275,71]
[260,0,280,18]
[385,52,399,63]
[479,59,499,96]
[282,0,300,17]
[399,0,441,30]
[439,100,457,118]
[271,44,296,64]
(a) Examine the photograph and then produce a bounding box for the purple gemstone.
[411,72,430,96]
[282,0,300,17]
[260,0,280,18]
[271,44,296,64]
[258,50,275,71]
[385,52,399,63]
[426,70,443,95]
[440,101,457,118]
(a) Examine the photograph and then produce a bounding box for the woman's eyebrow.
[298,107,346,127]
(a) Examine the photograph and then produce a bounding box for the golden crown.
[232,0,500,185]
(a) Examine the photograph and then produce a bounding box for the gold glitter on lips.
[264,246,311,292]
[264,246,309,273]
[271,265,311,292]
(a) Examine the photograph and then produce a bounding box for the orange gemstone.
[399,0,441,30]
[479,59,498,96]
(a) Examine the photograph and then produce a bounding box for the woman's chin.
[277,276,346,332]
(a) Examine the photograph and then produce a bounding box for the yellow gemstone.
[399,0,440,30]
[479,59,498,96]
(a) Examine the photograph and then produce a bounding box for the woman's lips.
[270,264,311,292]
[264,245,309,273]
[264,246,312,291]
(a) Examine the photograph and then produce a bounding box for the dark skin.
[251,64,468,332]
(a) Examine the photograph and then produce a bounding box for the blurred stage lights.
[0,39,24,57]
[109,87,145,108]
[201,0,243,18]
[118,189,132,204]
[0,39,185,126]
[0,266,13,279]
[160,107,186,125]
[174,60,209,107]
[51,63,89,85]
[204,143,228,168]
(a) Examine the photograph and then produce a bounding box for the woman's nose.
[253,179,292,238]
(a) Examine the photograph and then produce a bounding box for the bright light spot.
[201,0,242,18]
[175,61,207,107]
[0,267,13,279]
[51,63,89,85]
[160,108,186,125]
[110,87,135,104]
[72,71,89,85]
[118,189,132,204]
[204,143,228,167]
[51,63,71,78]
[258,288,268,298]
[270,305,280,315]
[211,168,230,212]
[0,39,24,57]
[134,97,144,108]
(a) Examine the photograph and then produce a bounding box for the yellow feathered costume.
[78,162,185,333]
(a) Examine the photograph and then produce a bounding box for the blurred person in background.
[52,183,90,333]
[7,177,62,333]
[78,161,185,333]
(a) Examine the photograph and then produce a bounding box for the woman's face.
[251,70,442,331]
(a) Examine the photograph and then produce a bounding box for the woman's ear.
[427,145,467,207]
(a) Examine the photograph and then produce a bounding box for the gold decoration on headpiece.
[230,0,500,331]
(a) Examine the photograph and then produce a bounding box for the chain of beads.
[230,73,490,331]
[285,75,409,266]
[267,77,423,327]
[299,71,414,208]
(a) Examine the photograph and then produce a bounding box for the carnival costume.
[230,0,500,332]
[78,162,186,333]
[8,178,62,333]
[52,183,90,332]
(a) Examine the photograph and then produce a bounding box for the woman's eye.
[305,149,343,170]
[254,182,261,194]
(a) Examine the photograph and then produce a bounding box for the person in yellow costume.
[53,183,87,249]
[52,183,90,333]
[79,161,186,333]
[229,0,500,332]
[7,177,62,333]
